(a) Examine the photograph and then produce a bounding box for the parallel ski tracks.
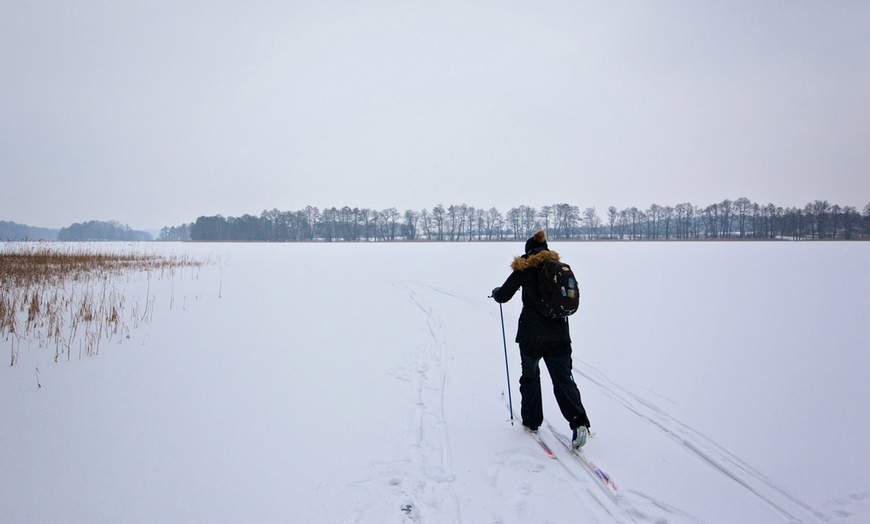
[392,282,461,522]
[543,422,619,503]
[393,282,853,523]
[574,361,825,523]
[502,392,629,521]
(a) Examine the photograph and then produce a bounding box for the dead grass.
[1,243,210,366]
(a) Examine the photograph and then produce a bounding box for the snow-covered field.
[2,241,868,523]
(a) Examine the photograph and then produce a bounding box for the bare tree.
[662,206,674,239]
[339,206,354,241]
[806,200,831,239]
[750,202,761,238]
[419,208,432,240]
[842,206,860,239]
[628,207,641,240]
[554,204,578,239]
[303,206,320,240]
[703,205,719,239]
[539,205,553,233]
[322,207,337,241]
[385,208,400,240]
[485,207,502,240]
[761,203,782,239]
[475,207,486,241]
[674,203,689,239]
[404,209,419,240]
[506,207,522,240]
[734,197,752,238]
[457,204,470,241]
[359,208,373,241]
[646,204,662,240]
[521,206,538,238]
[432,204,445,241]
[719,199,733,238]
[607,206,618,239]
[446,205,459,241]
[582,207,601,239]
[465,206,477,241]
[618,208,629,239]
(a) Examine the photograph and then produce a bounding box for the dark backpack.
[529,258,580,318]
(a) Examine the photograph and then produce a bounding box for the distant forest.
[58,220,152,241]
[1,220,151,241]
[163,199,870,242]
[0,221,58,241]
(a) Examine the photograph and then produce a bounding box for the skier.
[491,230,591,448]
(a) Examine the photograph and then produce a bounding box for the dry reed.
[1,243,210,367]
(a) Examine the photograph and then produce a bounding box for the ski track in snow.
[385,281,460,523]
[573,361,863,523]
[415,278,867,523]
[333,281,461,523]
[400,282,670,524]
[340,279,868,524]
[392,281,617,523]
[393,282,720,524]
[5,244,868,524]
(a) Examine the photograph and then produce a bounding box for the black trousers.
[519,341,590,430]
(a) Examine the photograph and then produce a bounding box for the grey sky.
[2,1,869,230]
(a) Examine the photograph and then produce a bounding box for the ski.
[501,392,557,460]
[525,426,558,459]
[545,422,619,501]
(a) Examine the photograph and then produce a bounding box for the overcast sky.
[2,1,869,230]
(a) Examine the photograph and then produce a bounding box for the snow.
[2,241,869,523]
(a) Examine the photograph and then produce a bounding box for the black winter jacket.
[492,250,571,345]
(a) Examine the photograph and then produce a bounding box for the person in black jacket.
[491,230,590,448]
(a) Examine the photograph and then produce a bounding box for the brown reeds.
[1,243,209,367]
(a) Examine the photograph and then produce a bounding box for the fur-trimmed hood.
[511,250,560,271]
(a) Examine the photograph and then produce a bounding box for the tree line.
[165,199,870,242]
[59,220,152,241]
[2,220,153,242]
[1,221,59,241]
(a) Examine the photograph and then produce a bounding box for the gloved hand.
[491,287,501,300]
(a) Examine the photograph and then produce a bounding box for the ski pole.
[498,302,514,425]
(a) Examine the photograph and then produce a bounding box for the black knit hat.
[524,230,548,255]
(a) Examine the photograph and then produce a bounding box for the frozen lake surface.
[2,241,868,523]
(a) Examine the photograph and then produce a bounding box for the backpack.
[529,258,580,318]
